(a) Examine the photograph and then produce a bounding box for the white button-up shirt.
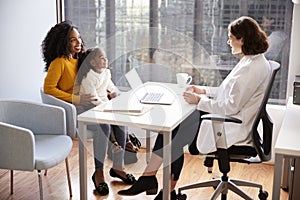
[197,54,271,154]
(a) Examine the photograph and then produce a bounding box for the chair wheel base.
[177,193,187,200]
[258,190,268,200]
[177,189,268,199]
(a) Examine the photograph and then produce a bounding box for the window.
[64,0,293,104]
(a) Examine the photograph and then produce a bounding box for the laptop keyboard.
[141,92,163,102]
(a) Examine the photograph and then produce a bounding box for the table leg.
[146,130,151,163]
[78,122,88,200]
[272,154,283,200]
[163,131,171,200]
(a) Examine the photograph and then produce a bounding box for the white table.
[272,97,300,199]
[77,82,196,200]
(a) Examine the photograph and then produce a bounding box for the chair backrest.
[252,60,280,161]
[40,88,77,139]
[0,99,66,135]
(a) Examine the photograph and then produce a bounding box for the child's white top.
[80,69,117,105]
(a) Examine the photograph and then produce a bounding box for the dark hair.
[77,48,101,84]
[228,16,269,55]
[41,20,85,71]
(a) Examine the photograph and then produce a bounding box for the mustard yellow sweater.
[44,56,80,105]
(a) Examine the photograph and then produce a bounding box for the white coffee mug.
[176,73,192,88]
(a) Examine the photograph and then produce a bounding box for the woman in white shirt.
[77,48,136,195]
[118,16,270,200]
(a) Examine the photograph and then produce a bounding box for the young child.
[77,47,136,195]
[77,48,119,109]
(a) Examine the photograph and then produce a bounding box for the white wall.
[0,0,56,102]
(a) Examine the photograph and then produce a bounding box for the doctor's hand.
[186,85,206,95]
[183,91,200,104]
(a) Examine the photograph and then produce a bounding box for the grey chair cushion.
[35,135,73,170]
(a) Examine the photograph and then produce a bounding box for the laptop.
[125,68,175,105]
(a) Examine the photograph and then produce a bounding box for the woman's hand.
[79,94,96,106]
[183,91,200,104]
[108,92,117,99]
[186,85,206,95]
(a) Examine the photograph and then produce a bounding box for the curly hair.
[41,20,85,72]
[228,16,269,55]
[76,48,101,85]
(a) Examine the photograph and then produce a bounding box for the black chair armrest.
[201,114,242,124]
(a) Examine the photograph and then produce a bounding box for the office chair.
[0,100,73,200]
[177,60,280,200]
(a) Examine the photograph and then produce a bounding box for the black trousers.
[152,110,206,180]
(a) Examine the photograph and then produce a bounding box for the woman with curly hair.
[42,20,93,105]
[42,21,136,196]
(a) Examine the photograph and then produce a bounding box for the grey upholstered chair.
[40,88,77,139]
[40,88,94,139]
[0,100,73,200]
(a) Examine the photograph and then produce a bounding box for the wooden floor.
[0,139,289,200]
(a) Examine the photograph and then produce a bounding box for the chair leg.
[65,158,72,197]
[44,169,47,176]
[230,178,262,189]
[227,181,253,200]
[38,170,43,200]
[178,179,220,193]
[10,170,13,194]
[211,181,226,200]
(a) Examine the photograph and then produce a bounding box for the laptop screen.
[125,68,143,89]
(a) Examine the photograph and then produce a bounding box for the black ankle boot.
[118,175,158,195]
[154,190,177,200]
